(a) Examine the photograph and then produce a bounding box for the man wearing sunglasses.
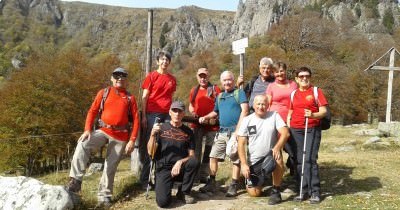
[148,101,199,207]
[66,67,140,208]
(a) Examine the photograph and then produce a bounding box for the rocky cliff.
[0,0,399,65]
[231,0,399,39]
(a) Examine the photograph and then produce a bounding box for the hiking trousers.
[69,130,127,201]
[155,157,199,208]
[290,127,321,197]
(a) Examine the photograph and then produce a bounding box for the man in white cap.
[188,68,221,183]
[66,67,140,208]
[148,101,199,207]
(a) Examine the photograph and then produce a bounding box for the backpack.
[217,89,240,108]
[94,87,133,130]
[190,82,217,104]
[290,87,331,130]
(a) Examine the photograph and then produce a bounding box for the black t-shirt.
[155,122,195,168]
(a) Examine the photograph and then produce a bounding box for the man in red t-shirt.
[140,51,176,188]
[188,68,220,183]
[66,67,140,208]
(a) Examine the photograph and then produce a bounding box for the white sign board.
[232,37,248,55]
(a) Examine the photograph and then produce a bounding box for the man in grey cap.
[148,101,199,207]
[66,67,140,208]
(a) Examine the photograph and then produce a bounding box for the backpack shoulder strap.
[313,86,319,106]
[126,91,133,123]
[234,89,240,104]
[290,89,297,105]
[249,75,258,94]
[99,87,111,116]
[190,85,201,104]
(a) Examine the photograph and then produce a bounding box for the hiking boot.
[268,187,282,205]
[66,177,82,193]
[198,164,210,183]
[309,194,321,204]
[177,190,196,204]
[293,193,309,202]
[95,197,112,209]
[199,178,216,193]
[225,183,238,197]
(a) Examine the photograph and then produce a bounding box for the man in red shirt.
[66,67,140,208]
[188,68,220,183]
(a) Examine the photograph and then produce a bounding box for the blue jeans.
[139,112,170,185]
[289,126,321,196]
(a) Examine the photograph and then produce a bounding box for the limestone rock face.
[0,176,73,210]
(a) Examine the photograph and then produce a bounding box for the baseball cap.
[197,68,209,76]
[170,101,185,111]
[112,67,128,75]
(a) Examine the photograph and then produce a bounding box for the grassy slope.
[36,125,400,209]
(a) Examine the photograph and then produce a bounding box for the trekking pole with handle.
[145,117,161,200]
[296,117,308,201]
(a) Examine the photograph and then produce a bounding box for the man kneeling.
[148,101,199,208]
[237,95,289,205]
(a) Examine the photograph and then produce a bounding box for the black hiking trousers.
[155,157,199,208]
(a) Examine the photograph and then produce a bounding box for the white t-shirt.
[237,111,286,165]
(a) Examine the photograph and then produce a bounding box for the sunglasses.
[297,75,311,79]
[171,108,184,113]
[112,73,128,80]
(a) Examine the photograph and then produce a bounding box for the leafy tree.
[0,48,121,175]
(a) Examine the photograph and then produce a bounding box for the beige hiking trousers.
[69,130,127,201]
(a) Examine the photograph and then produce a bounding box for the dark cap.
[113,67,128,75]
[170,100,185,111]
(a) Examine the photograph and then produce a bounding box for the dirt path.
[112,181,298,210]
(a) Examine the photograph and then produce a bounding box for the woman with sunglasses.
[287,67,328,204]
[140,51,177,189]
[265,62,298,177]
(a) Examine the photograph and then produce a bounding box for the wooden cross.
[365,47,400,123]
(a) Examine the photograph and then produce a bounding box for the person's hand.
[78,130,91,142]
[237,75,244,87]
[304,109,312,118]
[171,160,182,177]
[141,116,147,130]
[199,117,206,124]
[241,163,250,179]
[125,141,135,154]
[151,123,161,136]
[272,147,281,161]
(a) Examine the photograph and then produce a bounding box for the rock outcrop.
[0,176,73,210]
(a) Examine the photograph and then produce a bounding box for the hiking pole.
[296,117,308,202]
[145,117,161,200]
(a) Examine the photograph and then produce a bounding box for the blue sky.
[61,0,241,11]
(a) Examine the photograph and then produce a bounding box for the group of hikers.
[64,51,329,208]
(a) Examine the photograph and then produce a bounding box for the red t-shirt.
[85,87,140,142]
[289,86,328,129]
[189,85,221,131]
[142,71,176,113]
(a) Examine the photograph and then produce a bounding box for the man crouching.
[148,101,199,208]
[237,95,289,205]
